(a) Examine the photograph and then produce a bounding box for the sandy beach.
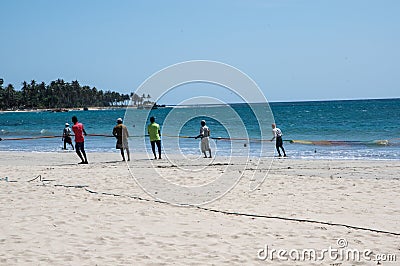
[0,151,399,265]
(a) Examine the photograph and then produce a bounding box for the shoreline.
[1,150,399,162]
[0,106,127,113]
[0,103,161,113]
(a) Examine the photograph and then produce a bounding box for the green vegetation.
[0,79,130,110]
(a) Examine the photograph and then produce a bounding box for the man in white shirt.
[195,120,212,158]
[271,123,286,157]
[62,123,74,150]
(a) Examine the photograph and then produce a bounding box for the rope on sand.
[3,175,400,237]
[85,187,400,236]
[83,187,400,237]
[195,207,400,236]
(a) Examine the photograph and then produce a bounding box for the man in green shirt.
[147,116,162,159]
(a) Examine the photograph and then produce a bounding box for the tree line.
[0,79,132,110]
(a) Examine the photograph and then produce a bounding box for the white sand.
[0,151,399,265]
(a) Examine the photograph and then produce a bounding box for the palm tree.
[5,84,15,109]
[21,81,28,108]
[30,80,38,108]
[37,82,46,108]
[132,93,140,106]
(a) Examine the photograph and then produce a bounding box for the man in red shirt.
[72,116,88,164]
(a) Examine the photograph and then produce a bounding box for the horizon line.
[159,97,399,106]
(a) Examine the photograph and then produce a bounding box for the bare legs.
[120,148,130,161]
[76,142,88,164]
[203,149,212,158]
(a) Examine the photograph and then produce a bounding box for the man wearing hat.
[113,118,130,161]
[195,120,212,158]
[62,122,74,150]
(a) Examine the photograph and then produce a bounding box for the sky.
[0,0,399,104]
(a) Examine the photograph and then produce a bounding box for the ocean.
[0,98,399,160]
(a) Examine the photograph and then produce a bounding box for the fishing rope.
[0,134,114,141]
[1,134,396,146]
[2,175,399,237]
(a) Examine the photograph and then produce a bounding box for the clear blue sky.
[1,0,399,103]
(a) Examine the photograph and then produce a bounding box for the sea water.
[0,98,399,160]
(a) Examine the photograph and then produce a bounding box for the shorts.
[276,136,283,148]
[75,142,85,151]
[201,137,210,152]
[64,136,72,144]
[116,139,129,149]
